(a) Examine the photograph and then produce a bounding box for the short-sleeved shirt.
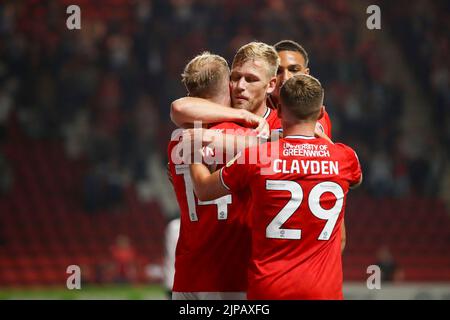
[168,122,254,292]
[220,135,361,299]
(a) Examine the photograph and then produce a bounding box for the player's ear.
[266,76,277,95]
[304,68,310,75]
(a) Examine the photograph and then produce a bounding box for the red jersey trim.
[262,107,271,120]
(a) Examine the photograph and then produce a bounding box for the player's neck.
[282,121,316,138]
[254,103,269,118]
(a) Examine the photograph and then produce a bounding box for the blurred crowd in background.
[0,0,448,217]
[1,0,449,214]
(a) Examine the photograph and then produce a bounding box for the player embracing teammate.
[168,41,362,299]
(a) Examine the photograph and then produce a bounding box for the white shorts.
[172,291,246,300]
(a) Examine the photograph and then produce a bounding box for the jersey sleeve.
[318,108,332,139]
[206,122,257,167]
[220,147,255,192]
[336,143,362,186]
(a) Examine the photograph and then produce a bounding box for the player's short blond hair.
[280,74,324,121]
[181,52,230,98]
[232,42,280,78]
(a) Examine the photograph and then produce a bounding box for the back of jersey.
[167,131,251,293]
[239,136,360,299]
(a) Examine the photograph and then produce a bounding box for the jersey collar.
[284,135,316,140]
[262,107,271,119]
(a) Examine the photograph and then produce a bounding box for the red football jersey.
[221,135,361,299]
[168,122,253,292]
[265,100,333,139]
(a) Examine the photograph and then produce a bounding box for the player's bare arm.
[170,97,269,136]
[189,163,229,201]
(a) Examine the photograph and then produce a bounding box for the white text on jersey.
[273,159,339,175]
[282,143,330,157]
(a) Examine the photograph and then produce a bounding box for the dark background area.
[0,0,448,290]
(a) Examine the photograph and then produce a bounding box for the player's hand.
[239,110,270,139]
[181,128,221,163]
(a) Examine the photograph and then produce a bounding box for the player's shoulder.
[332,142,359,160]
[210,121,255,135]
[333,142,355,152]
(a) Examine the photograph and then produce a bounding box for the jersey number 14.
[176,164,231,222]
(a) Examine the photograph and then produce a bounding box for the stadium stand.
[0,0,448,287]
[0,115,165,286]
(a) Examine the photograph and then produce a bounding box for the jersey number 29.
[265,180,344,240]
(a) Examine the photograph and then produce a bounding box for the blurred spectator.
[367,151,393,197]
[375,245,402,283]
[391,148,411,197]
[0,0,447,288]
[441,167,450,211]
[0,0,445,207]
[163,217,180,299]
[0,153,13,195]
[0,86,14,142]
[83,159,126,214]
